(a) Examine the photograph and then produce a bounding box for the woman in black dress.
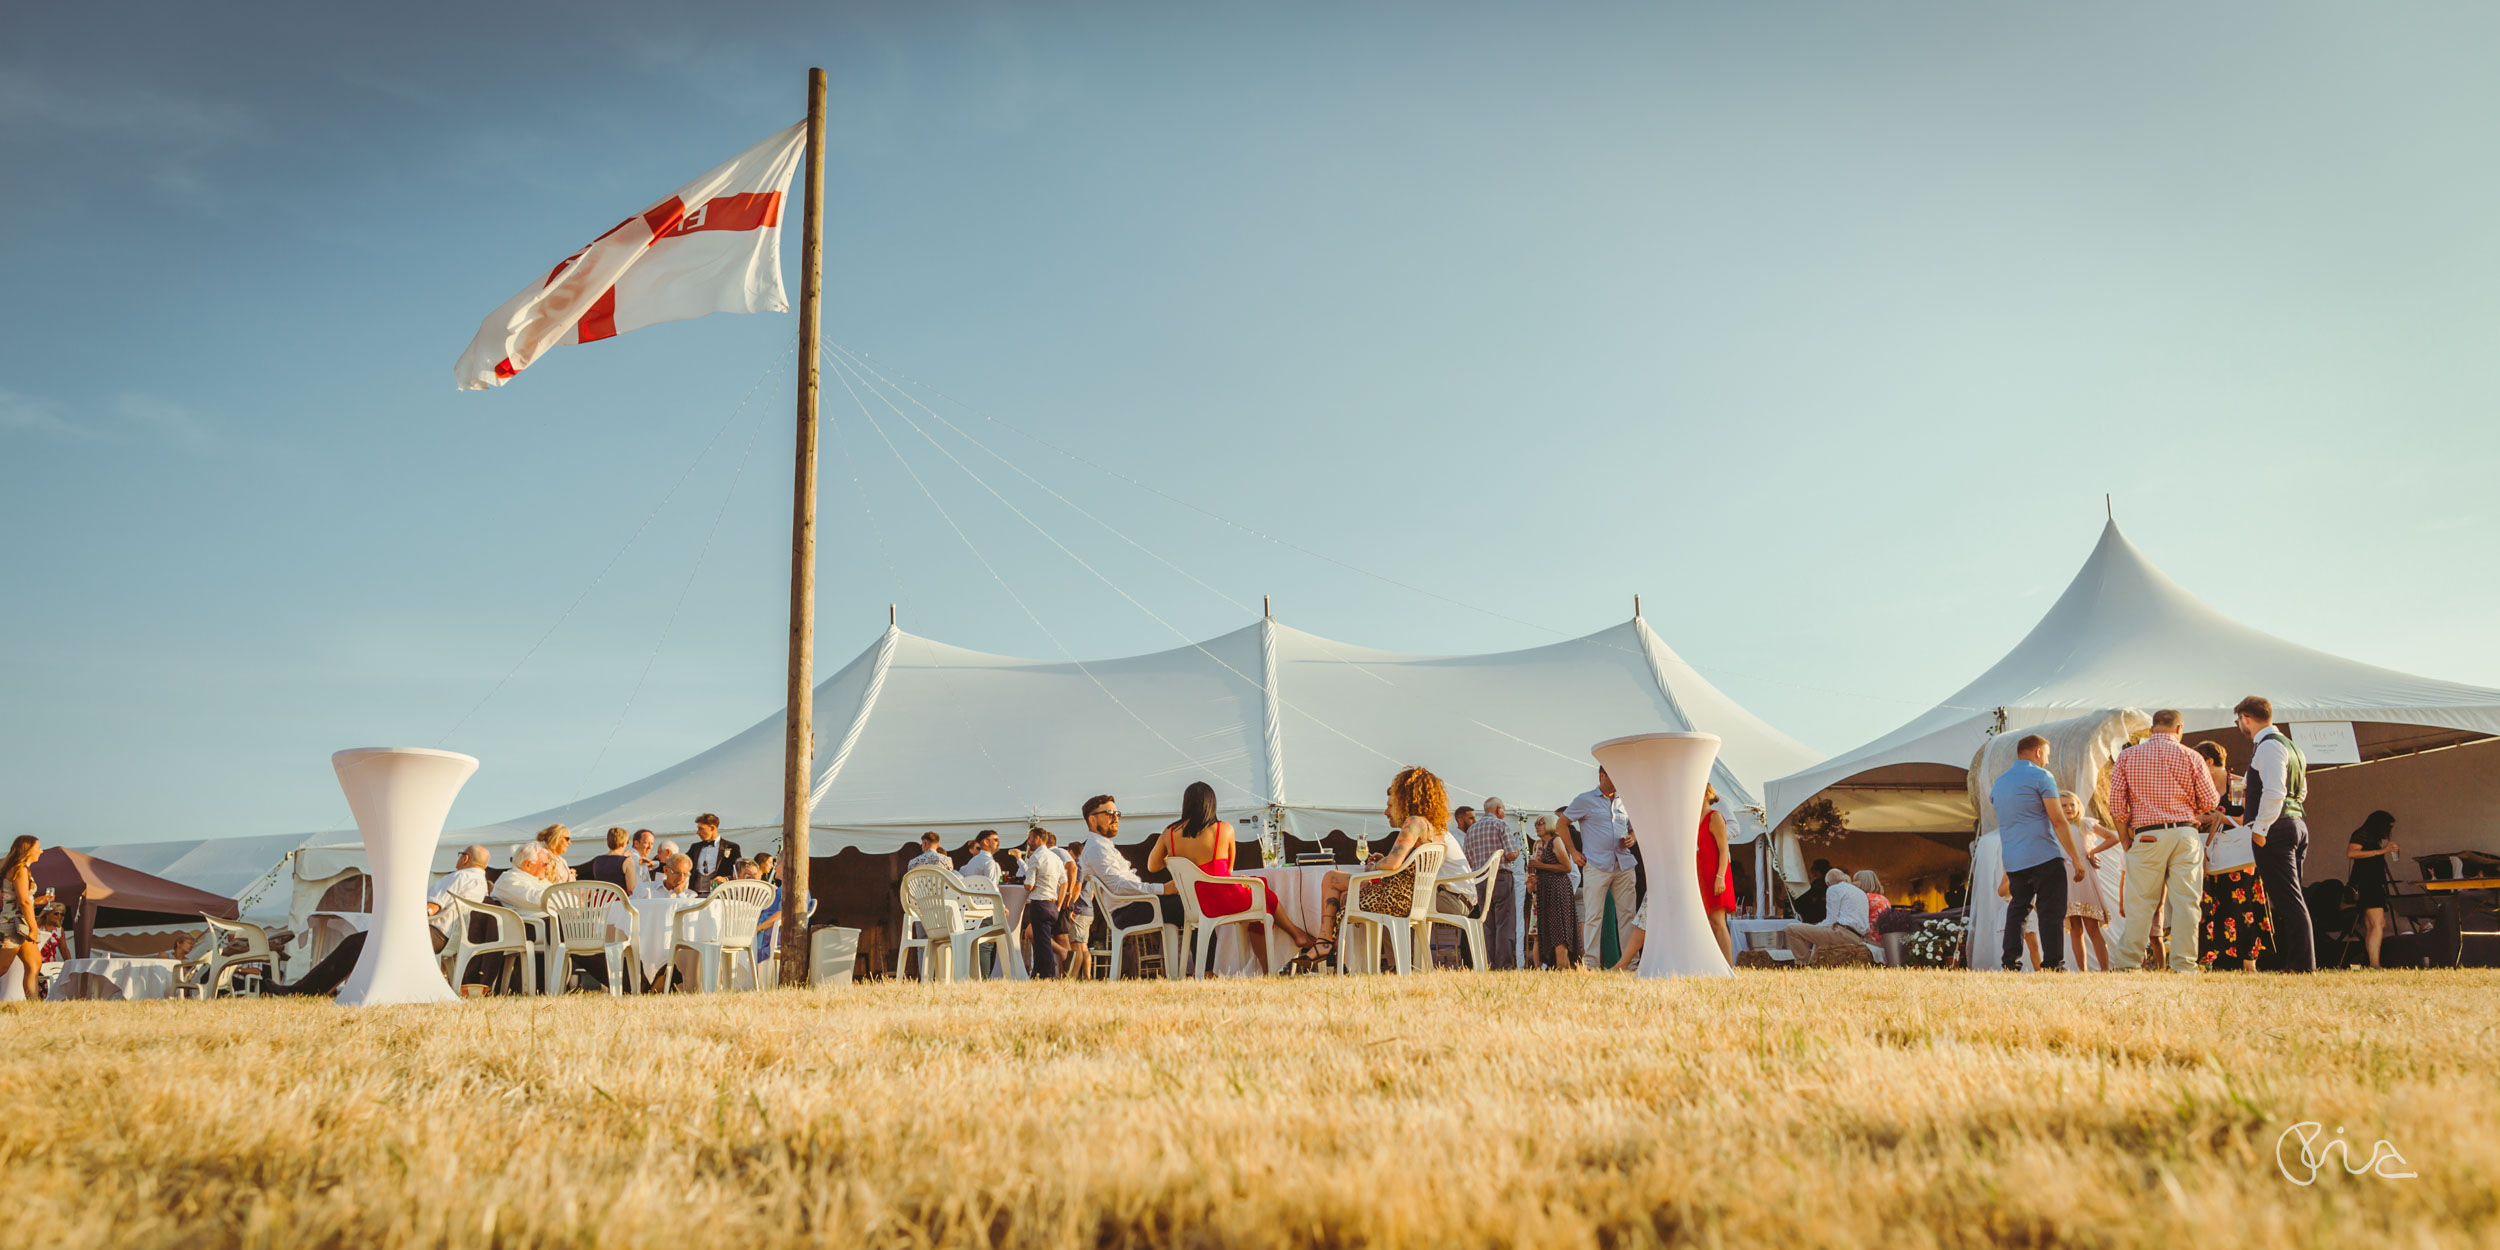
[1529,815,1583,970]
[2347,810,2399,969]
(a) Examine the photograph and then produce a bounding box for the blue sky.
[4,3,2495,843]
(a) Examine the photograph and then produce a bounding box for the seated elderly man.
[1783,868,1872,964]
[495,844,558,912]
[631,854,697,991]
[427,845,493,939]
[635,854,695,901]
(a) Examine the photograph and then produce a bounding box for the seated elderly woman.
[1312,765,1456,967]
[533,824,578,883]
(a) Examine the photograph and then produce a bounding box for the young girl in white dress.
[2058,791,2124,970]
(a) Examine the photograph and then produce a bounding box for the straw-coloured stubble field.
[2,970,2490,1249]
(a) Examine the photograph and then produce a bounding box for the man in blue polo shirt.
[1992,733,2085,971]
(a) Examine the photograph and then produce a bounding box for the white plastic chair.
[952,873,1025,981]
[450,897,540,995]
[1421,849,1506,972]
[1169,857,1280,976]
[896,867,1010,983]
[175,915,274,999]
[541,881,633,994]
[672,880,773,992]
[1087,877,1178,980]
[1337,842,1444,975]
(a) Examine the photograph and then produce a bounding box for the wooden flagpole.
[779,66,827,986]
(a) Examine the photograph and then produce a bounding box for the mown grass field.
[3,969,2490,1249]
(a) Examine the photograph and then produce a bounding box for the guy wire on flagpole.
[779,67,828,986]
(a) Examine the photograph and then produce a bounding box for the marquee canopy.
[369,612,1823,870]
[1763,521,2500,835]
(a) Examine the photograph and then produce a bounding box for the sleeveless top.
[1165,822,1255,917]
[1357,818,1439,913]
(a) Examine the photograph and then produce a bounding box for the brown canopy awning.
[33,847,240,921]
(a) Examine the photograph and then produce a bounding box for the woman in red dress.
[1146,781,1318,971]
[1697,783,1737,964]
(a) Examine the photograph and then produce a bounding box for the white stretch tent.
[285,613,1820,906]
[1765,521,2500,880]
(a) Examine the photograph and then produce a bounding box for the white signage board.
[2289,721,2363,766]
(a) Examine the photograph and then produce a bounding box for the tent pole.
[68,884,91,960]
[778,66,828,988]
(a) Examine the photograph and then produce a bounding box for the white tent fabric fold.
[73,833,304,926]
[289,613,1820,889]
[1764,521,2500,834]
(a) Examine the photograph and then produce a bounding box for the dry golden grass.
[3,970,2493,1249]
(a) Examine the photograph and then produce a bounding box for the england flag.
[455,122,806,390]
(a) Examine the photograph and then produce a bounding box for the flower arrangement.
[1902,916,1967,969]
[1792,796,1849,845]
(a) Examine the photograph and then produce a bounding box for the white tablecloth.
[47,956,182,1001]
[623,896,712,974]
[1729,918,1793,952]
[1196,865,1337,975]
[1243,865,1335,935]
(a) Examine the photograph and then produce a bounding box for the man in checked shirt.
[2107,709,2222,972]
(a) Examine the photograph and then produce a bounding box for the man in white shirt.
[1782,869,1871,963]
[426,845,493,940]
[1077,794,1184,931]
[493,844,557,912]
[2237,694,2316,972]
[1021,829,1069,979]
[958,829,1003,884]
[1041,832,1088,975]
[1566,769,1640,960]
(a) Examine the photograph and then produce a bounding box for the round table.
[47,956,182,1001]
[622,895,721,989]
[1728,917,1793,953]
[1202,865,1339,975]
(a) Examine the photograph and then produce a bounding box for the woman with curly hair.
[1313,765,1453,969]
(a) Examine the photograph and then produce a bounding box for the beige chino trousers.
[2111,824,2204,972]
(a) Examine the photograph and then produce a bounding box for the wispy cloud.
[0,387,218,451]
[0,68,261,144]
[0,388,81,439]
[0,68,266,207]
[111,394,218,452]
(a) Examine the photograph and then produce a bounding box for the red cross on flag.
[455,122,807,390]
